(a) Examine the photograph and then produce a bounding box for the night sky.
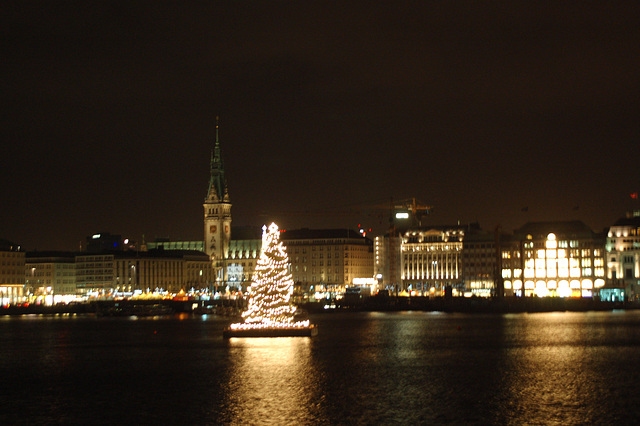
[2,1,639,251]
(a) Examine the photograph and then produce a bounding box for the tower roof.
[205,117,230,203]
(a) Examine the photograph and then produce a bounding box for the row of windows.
[1,261,24,266]
[292,275,351,283]
[0,274,25,283]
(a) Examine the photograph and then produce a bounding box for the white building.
[400,225,467,295]
[25,252,76,303]
[605,211,640,301]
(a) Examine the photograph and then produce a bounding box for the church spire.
[206,116,229,203]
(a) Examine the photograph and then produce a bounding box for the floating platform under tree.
[223,324,318,338]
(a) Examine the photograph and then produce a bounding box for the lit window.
[546,234,557,249]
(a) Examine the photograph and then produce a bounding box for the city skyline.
[2,2,639,251]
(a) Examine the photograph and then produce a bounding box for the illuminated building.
[147,119,239,291]
[225,226,261,289]
[144,240,204,251]
[461,228,499,297]
[205,226,373,298]
[195,122,371,296]
[605,211,640,301]
[75,250,212,297]
[75,253,115,295]
[25,252,76,304]
[400,225,467,295]
[281,228,374,298]
[375,199,432,294]
[500,221,606,298]
[203,118,231,281]
[0,239,25,305]
[374,234,402,293]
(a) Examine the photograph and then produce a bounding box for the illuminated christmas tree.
[226,222,315,337]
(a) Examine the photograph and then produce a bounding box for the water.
[1,311,639,425]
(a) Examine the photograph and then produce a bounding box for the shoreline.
[2,296,637,316]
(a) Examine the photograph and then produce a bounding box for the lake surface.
[1,310,639,425]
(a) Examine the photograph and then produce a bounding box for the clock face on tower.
[210,225,217,233]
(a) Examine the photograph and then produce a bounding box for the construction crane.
[390,197,432,228]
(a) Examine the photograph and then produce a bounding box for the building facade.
[211,227,375,298]
[605,212,640,301]
[225,226,262,289]
[76,250,213,297]
[0,240,25,305]
[500,221,606,298]
[400,225,467,295]
[203,119,231,278]
[374,234,402,293]
[281,228,374,297]
[25,252,76,302]
[461,228,499,297]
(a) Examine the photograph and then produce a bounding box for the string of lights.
[229,223,309,330]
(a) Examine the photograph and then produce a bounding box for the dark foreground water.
[1,311,639,425]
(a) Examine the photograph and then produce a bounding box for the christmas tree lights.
[226,223,315,336]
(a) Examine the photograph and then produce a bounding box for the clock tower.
[204,117,231,278]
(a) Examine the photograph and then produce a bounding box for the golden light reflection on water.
[498,312,607,424]
[224,337,316,425]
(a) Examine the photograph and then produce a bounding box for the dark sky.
[2,1,639,251]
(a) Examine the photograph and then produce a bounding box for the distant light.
[352,278,378,285]
[124,239,129,244]
[92,234,101,239]
[396,212,409,219]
